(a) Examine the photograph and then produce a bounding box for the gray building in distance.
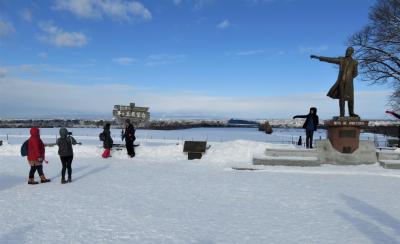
[113,103,150,127]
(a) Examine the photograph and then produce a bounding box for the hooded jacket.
[123,123,136,142]
[57,128,78,157]
[103,124,113,149]
[293,108,319,131]
[27,128,45,163]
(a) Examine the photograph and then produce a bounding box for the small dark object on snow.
[298,136,302,146]
[44,143,57,147]
[232,167,261,171]
[183,141,207,160]
[112,143,139,151]
[0,140,2,146]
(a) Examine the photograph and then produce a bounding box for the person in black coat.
[122,119,136,158]
[57,128,80,183]
[293,107,319,149]
[101,123,113,158]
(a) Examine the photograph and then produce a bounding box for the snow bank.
[0,139,272,166]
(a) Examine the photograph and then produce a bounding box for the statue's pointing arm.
[310,55,341,64]
[318,56,341,64]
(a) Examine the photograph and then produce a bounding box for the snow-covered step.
[376,150,400,161]
[253,155,320,167]
[379,160,400,169]
[264,148,318,157]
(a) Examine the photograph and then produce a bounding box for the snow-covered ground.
[1,128,400,243]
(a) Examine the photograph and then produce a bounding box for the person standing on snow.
[57,128,80,184]
[293,107,319,149]
[27,127,51,184]
[102,123,113,158]
[122,119,136,158]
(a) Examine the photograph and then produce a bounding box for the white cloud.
[248,0,278,4]
[38,52,48,59]
[235,49,265,56]
[298,45,328,54]
[146,54,186,66]
[194,0,214,9]
[38,22,88,47]
[0,20,15,37]
[0,67,7,77]
[173,0,182,5]
[0,77,391,119]
[20,9,33,22]
[112,57,136,66]
[54,0,152,21]
[216,19,230,29]
[172,0,214,9]
[226,49,284,57]
[3,64,75,74]
[276,50,285,56]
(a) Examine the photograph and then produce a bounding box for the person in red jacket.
[27,128,50,184]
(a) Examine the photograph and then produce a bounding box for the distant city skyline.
[0,0,394,119]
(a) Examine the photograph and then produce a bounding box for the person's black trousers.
[306,129,314,148]
[60,156,73,179]
[126,140,135,157]
[29,165,44,178]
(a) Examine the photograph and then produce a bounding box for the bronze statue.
[311,47,359,117]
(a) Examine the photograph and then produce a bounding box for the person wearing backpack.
[27,127,50,184]
[57,128,80,184]
[293,107,319,149]
[101,123,113,158]
[122,119,136,158]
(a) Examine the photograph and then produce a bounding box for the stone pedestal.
[324,117,368,153]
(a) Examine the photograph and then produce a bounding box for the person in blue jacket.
[293,107,319,149]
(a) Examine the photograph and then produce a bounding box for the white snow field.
[1,128,400,243]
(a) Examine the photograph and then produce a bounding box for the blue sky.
[0,0,392,119]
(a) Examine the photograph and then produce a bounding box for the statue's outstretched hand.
[310,55,318,59]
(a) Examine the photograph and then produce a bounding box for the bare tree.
[348,0,400,109]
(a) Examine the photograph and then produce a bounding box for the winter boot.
[40,175,51,183]
[61,178,67,184]
[67,177,72,183]
[28,178,39,185]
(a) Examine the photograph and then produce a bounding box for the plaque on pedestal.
[324,117,369,153]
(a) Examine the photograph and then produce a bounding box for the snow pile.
[0,139,274,166]
[202,140,269,165]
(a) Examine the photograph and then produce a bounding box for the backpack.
[21,140,29,157]
[99,132,105,141]
[57,137,73,156]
